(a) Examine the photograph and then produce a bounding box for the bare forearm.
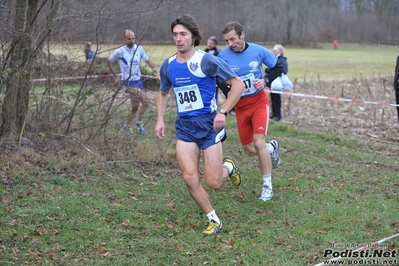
[156,91,169,120]
[107,61,118,77]
[146,60,158,72]
[222,77,244,112]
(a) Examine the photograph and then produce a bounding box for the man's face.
[172,24,194,53]
[223,30,245,53]
[124,32,135,48]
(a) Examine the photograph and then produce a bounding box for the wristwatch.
[264,77,270,88]
[218,108,228,116]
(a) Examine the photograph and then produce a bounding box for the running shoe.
[259,185,274,201]
[223,156,242,186]
[135,121,147,135]
[269,139,281,169]
[202,220,222,236]
[123,125,135,135]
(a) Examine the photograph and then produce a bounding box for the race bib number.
[174,84,204,112]
[239,73,257,96]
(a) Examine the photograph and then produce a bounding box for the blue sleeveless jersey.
[160,49,237,117]
[218,43,277,98]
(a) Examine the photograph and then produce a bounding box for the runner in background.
[107,29,158,135]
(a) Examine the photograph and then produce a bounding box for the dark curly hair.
[171,15,202,47]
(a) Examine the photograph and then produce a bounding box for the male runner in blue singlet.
[154,15,245,236]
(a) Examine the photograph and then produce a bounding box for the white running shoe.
[259,185,274,201]
[269,139,281,169]
[123,125,135,135]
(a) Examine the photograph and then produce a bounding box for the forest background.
[2,0,399,47]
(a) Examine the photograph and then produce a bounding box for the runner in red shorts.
[219,21,283,201]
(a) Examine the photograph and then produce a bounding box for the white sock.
[262,174,272,189]
[206,210,220,224]
[223,161,233,175]
[266,142,274,154]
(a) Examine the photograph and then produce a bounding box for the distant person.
[218,21,283,202]
[204,36,221,56]
[84,41,95,60]
[394,45,399,122]
[107,29,158,135]
[333,39,338,49]
[204,36,233,114]
[155,15,245,236]
[267,44,293,121]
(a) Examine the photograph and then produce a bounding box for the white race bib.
[174,84,204,112]
[239,73,257,96]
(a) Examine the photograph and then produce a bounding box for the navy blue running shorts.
[122,79,144,92]
[175,112,226,150]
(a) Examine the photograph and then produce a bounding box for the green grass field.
[55,43,397,81]
[1,115,398,265]
[285,45,397,80]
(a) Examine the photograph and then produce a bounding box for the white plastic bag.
[270,76,283,91]
[280,74,293,90]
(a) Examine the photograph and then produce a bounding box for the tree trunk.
[0,0,32,141]
[0,0,60,142]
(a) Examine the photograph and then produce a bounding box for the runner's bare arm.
[221,77,245,112]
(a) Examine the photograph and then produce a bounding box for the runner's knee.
[205,177,223,190]
[243,145,256,156]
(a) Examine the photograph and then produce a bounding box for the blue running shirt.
[108,44,149,82]
[160,49,237,117]
[218,43,277,97]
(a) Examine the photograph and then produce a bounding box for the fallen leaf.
[1,197,9,203]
